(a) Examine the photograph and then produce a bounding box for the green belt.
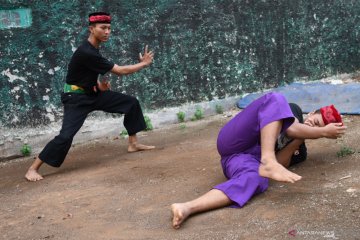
[64,83,85,93]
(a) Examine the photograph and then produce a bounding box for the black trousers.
[289,142,307,166]
[39,91,146,167]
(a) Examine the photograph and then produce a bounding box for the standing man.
[25,12,155,181]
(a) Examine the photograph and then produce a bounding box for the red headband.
[89,15,111,23]
[320,105,342,125]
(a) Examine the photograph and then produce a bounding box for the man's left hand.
[139,45,154,66]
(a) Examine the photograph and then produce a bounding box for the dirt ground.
[0,113,359,240]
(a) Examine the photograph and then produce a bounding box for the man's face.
[304,112,325,127]
[90,23,111,42]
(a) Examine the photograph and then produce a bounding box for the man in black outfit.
[25,12,155,181]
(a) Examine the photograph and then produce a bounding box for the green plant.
[120,129,128,138]
[336,146,355,158]
[191,107,204,121]
[215,104,224,114]
[177,111,185,123]
[20,144,32,156]
[144,115,153,131]
[179,123,186,130]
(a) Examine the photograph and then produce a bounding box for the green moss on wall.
[1,0,360,127]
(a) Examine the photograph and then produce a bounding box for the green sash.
[64,83,85,93]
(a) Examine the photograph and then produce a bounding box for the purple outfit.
[214,92,295,207]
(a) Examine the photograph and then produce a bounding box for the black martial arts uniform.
[39,40,146,167]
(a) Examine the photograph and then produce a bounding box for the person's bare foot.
[171,203,191,229]
[25,168,44,182]
[259,159,302,183]
[128,142,155,153]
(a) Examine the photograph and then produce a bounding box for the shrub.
[215,104,224,114]
[120,129,128,138]
[144,115,153,131]
[336,146,355,158]
[20,144,32,156]
[177,111,185,123]
[191,107,204,121]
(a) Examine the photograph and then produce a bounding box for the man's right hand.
[323,123,347,139]
[93,80,111,92]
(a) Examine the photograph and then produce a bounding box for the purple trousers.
[214,92,294,207]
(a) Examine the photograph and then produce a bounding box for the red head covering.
[89,12,111,24]
[320,105,342,125]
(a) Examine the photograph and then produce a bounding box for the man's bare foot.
[259,159,301,183]
[128,142,155,153]
[171,203,191,229]
[25,168,44,182]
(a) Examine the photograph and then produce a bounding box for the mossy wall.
[1,0,360,127]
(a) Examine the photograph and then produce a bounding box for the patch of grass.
[177,111,185,123]
[20,144,32,156]
[179,123,186,130]
[144,115,153,131]
[191,107,204,121]
[120,129,128,138]
[336,146,355,158]
[215,104,223,114]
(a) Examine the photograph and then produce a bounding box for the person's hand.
[94,80,111,92]
[323,123,347,139]
[139,45,154,66]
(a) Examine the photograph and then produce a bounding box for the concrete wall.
[1,0,360,157]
